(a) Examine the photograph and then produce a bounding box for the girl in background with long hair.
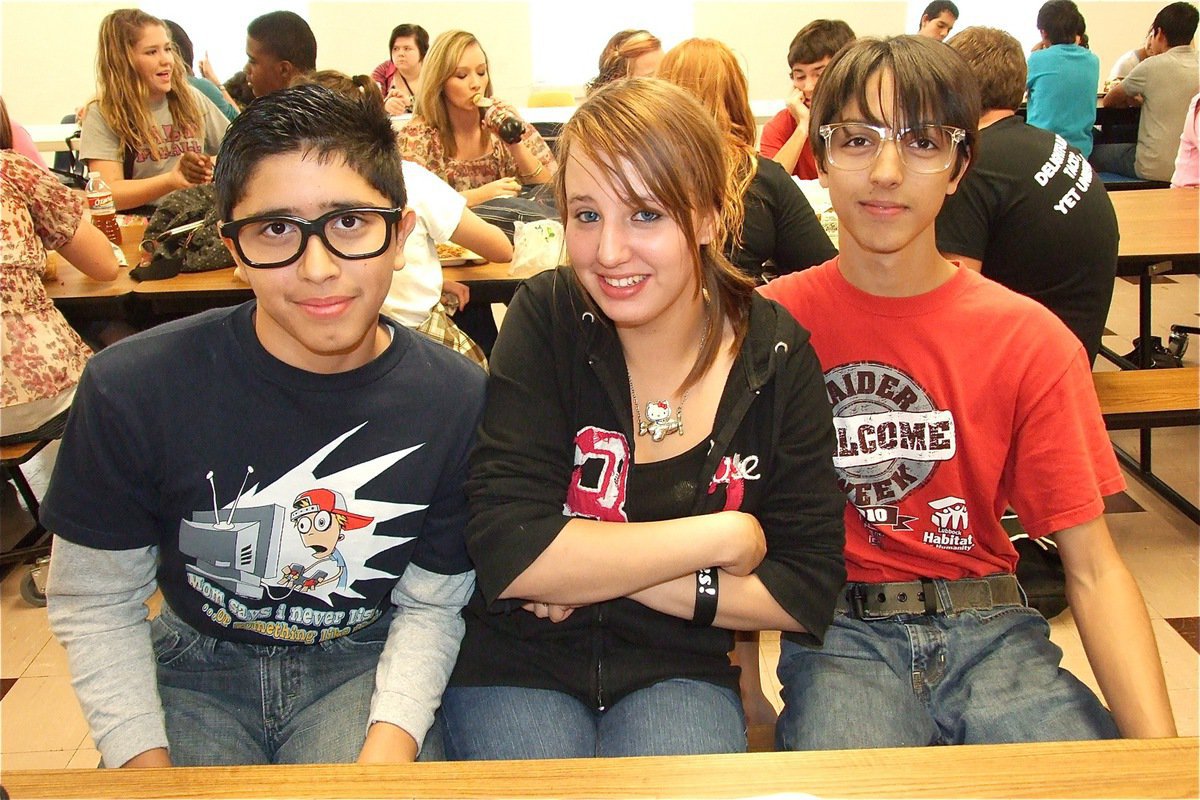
[437,78,844,760]
[399,30,556,208]
[657,38,835,282]
[587,30,663,94]
[80,8,228,210]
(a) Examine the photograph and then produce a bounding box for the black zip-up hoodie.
[450,268,845,709]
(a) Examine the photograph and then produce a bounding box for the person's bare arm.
[461,178,521,207]
[501,511,766,605]
[1102,82,1141,108]
[768,89,810,175]
[358,722,418,763]
[87,156,210,211]
[449,208,513,263]
[57,214,119,281]
[1056,516,1176,737]
[627,569,808,632]
[121,748,172,768]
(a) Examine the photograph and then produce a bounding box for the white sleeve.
[401,160,467,244]
[368,564,473,752]
[45,536,167,767]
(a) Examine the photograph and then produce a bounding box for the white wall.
[0,0,1177,126]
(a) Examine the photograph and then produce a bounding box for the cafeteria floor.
[1,274,1196,770]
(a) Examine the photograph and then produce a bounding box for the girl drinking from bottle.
[436,78,845,760]
[399,30,556,208]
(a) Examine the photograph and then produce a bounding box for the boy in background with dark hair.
[1096,1,1200,181]
[759,19,856,180]
[245,9,318,97]
[939,26,1117,363]
[1026,0,1100,157]
[44,84,485,767]
[762,35,1175,750]
[916,0,959,41]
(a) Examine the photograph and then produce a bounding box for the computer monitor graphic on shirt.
[179,504,284,600]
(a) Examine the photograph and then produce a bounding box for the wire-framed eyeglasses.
[818,123,966,174]
[218,206,405,269]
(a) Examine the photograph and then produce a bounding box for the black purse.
[131,184,234,281]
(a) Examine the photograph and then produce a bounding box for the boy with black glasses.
[762,36,1175,749]
[44,85,485,767]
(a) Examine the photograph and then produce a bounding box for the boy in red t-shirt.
[758,19,855,180]
[761,35,1176,748]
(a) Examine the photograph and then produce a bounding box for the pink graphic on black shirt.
[708,453,761,511]
[563,426,630,522]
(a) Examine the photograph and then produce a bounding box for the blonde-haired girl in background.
[400,30,555,208]
[80,8,228,210]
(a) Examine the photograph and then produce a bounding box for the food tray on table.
[437,242,487,266]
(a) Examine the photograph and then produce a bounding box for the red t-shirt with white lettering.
[759,109,820,180]
[761,259,1123,582]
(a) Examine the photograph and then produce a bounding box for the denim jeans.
[1090,142,1138,178]
[151,604,389,765]
[439,679,747,759]
[775,600,1119,750]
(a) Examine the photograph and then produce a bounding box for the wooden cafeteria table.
[2,737,1196,799]
[1109,188,1200,370]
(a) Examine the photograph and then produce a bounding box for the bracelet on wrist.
[690,568,719,627]
[518,163,545,182]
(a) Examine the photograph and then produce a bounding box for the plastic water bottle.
[85,171,122,246]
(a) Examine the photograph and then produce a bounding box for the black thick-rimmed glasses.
[218,206,405,269]
[818,123,966,174]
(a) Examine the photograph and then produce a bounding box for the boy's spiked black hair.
[213,84,405,219]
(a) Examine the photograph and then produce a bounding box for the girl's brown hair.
[657,38,758,253]
[588,30,663,95]
[554,78,757,392]
[416,30,490,158]
[292,70,386,113]
[96,9,205,161]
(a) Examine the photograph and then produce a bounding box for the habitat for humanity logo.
[926,495,974,551]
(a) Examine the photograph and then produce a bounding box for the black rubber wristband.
[691,568,719,627]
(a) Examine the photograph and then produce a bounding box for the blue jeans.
[439,680,747,759]
[775,601,1119,750]
[151,604,388,765]
[1090,142,1138,178]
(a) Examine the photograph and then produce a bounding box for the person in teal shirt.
[1026,0,1099,156]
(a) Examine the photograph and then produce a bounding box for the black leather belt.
[835,574,1024,620]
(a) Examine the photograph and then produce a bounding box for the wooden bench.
[1093,367,1199,428]
[1093,367,1199,522]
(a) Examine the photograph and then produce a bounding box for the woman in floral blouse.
[400,30,556,207]
[1,119,119,442]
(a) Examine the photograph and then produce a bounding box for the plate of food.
[437,242,487,266]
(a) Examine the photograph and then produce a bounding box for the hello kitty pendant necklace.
[628,324,708,443]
